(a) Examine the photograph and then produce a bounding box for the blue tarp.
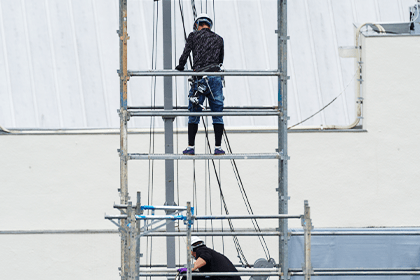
[288,228,420,280]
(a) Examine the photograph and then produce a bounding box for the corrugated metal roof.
[0,0,415,129]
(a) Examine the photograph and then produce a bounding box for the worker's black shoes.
[183,147,195,155]
[214,147,225,155]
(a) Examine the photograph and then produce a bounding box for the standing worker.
[178,237,241,280]
[175,13,225,155]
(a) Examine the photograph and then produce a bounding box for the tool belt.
[194,63,223,80]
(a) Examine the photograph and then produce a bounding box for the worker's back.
[179,28,224,71]
[195,246,241,280]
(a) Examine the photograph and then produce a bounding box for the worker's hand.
[175,65,184,71]
[177,268,188,274]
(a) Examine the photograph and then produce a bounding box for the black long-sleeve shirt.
[195,246,241,280]
[178,28,224,71]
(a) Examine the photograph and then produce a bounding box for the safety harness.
[188,64,224,109]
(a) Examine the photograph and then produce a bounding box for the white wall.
[1,33,420,279]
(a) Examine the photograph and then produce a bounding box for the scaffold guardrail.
[128,110,280,117]
[126,152,283,160]
[106,200,312,280]
[126,69,281,77]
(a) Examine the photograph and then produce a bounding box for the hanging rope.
[176,0,276,266]
[191,0,197,19]
[179,0,250,265]
[223,131,271,260]
[201,117,250,267]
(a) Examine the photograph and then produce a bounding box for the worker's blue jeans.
[188,76,224,125]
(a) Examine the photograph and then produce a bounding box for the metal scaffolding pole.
[278,0,289,280]
[135,192,141,280]
[162,0,176,277]
[128,110,280,117]
[186,202,193,280]
[105,214,302,220]
[303,201,312,280]
[127,106,279,110]
[113,1,292,279]
[118,0,129,279]
[127,153,283,160]
[128,70,280,76]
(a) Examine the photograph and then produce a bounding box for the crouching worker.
[178,237,241,280]
[175,13,225,155]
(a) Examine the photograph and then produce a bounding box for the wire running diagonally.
[288,69,359,129]
[177,0,253,266]
[176,0,275,266]
[201,117,250,267]
[191,0,197,19]
[223,131,271,260]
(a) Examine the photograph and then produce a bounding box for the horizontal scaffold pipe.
[194,214,302,220]
[105,214,301,220]
[139,232,281,237]
[289,268,420,272]
[142,268,278,273]
[128,153,283,160]
[127,106,278,110]
[290,271,420,276]
[138,272,279,277]
[139,264,265,268]
[113,204,192,212]
[129,110,280,117]
[291,230,420,236]
[128,69,281,77]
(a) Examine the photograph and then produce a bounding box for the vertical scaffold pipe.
[278,0,289,280]
[119,0,129,279]
[135,192,142,280]
[303,201,312,280]
[162,0,176,277]
[187,202,193,280]
[128,202,138,280]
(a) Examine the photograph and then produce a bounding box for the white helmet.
[191,236,205,250]
[193,13,213,31]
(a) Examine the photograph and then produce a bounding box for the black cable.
[178,0,193,69]
[213,0,215,31]
[193,159,198,231]
[179,0,250,266]
[288,69,358,129]
[202,116,250,267]
[180,0,249,265]
[223,130,271,260]
[203,101,215,249]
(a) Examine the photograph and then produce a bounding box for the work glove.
[175,65,184,71]
[177,268,188,274]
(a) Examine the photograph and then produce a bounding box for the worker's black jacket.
[177,28,224,71]
[193,245,241,280]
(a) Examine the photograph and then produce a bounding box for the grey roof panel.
[0,0,414,129]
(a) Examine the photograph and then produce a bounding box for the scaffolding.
[106,200,312,280]
[102,1,420,279]
[108,0,311,280]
